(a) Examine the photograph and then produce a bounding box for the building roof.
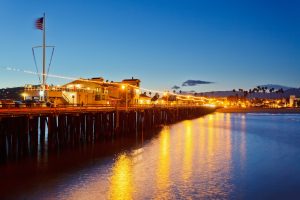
[122,78,141,82]
[139,93,151,99]
[63,79,103,88]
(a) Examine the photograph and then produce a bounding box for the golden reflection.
[155,127,171,199]
[208,114,214,122]
[240,114,246,169]
[182,120,193,181]
[225,113,232,163]
[197,113,233,198]
[225,113,232,173]
[108,154,134,200]
[49,113,251,199]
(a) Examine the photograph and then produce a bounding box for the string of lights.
[1,66,207,101]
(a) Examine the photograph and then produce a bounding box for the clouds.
[182,80,214,87]
[172,85,180,89]
[171,80,214,90]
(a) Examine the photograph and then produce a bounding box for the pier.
[0,106,215,163]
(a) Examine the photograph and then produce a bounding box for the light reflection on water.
[155,126,171,199]
[108,154,134,200]
[59,113,239,199]
[4,113,300,199]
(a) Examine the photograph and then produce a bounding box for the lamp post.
[135,88,140,105]
[39,90,44,101]
[122,84,128,111]
[72,94,75,106]
[163,92,169,106]
[21,93,27,101]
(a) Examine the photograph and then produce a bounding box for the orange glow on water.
[182,120,193,182]
[108,154,134,200]
[155,127,171,199]
[196,113,233,198]
[20,113,249,199]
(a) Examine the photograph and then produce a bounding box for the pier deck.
[0,105,215,163]
[0,105,213,117]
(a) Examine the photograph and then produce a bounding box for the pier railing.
[0,102,209,110]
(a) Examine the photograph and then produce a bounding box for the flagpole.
[42,12,46,101]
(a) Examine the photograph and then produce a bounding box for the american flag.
[35,17,44,30]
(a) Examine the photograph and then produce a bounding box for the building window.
[95,94,101,101]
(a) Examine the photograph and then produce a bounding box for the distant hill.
[198,88,300,99]
[257,84,294,91]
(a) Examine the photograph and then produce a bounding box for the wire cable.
[32,48,41,83]
[46,47,55,82]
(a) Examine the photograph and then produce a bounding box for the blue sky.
[0,0,299,92]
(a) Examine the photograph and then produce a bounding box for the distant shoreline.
[216,107,300,114]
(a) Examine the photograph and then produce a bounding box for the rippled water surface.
[2,113,300,199]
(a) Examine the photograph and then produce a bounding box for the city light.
[21,93,27,100]
[39,90,44,97]
[203,104,216,108]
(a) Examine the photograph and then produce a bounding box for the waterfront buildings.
[24,77,141,106]
[23,77,300,108]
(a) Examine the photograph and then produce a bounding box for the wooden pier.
[0,106,215,163]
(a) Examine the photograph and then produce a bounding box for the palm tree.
[151,93,159,101]
[275,88,284,98]
[279,88,284,93]
[248,89,253,98]
[257,86,261,91]
[238,89,244,96]
[275,88,284,94]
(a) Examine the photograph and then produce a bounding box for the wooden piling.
[0,106,215,162]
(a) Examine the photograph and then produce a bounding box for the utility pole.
[126,88,128,111]
[42,13,46,101]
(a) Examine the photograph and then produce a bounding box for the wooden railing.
[0,102,206,110]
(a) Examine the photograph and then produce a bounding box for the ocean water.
[2,113,300,199]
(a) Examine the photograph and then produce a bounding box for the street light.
[163,91,169,106]
[72,94,75,106]
[21,93,27,101]
[39,90,44,101]
[122,84,128,111]
[135,89,140,105]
